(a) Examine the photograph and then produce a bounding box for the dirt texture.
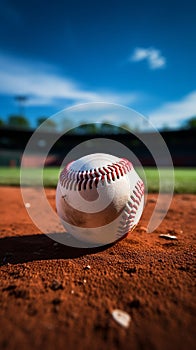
[0,187,195,350]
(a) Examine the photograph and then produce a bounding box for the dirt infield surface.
[0,187,195,350]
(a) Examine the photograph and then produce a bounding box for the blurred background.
[0,0,195,175]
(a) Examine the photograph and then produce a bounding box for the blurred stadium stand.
[0,127,195,167]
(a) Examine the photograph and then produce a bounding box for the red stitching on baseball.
[60,158,133,191]
[116,180,144,238]
[113,163,123,176]
[107,165,119,179]
[98,167,105,175]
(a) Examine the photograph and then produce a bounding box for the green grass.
[0,167,195,193]
[140,168,196,193]
[0,167,60,187]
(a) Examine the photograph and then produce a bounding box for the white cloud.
[148,91,196,129]
[0,52,138,107]
[131,47,166,69]
[95,91,139,106]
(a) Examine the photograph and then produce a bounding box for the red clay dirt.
[0,187,195,350]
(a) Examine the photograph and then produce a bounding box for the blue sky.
[0,0,196,129]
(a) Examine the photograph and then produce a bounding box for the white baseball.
[56,153,144,246]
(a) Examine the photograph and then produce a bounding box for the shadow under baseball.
[0,233,114,265]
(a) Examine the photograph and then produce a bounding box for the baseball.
[56,153,144,246]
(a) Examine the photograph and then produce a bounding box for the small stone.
[71,290,74,294]
[25,203,31,208]
[112,309,131,328]
[159,234,177,240]
[83,279,87,284]
[84,265,91,270]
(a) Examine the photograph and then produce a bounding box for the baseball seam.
[116,180,144,239]
[60,158,133,191]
